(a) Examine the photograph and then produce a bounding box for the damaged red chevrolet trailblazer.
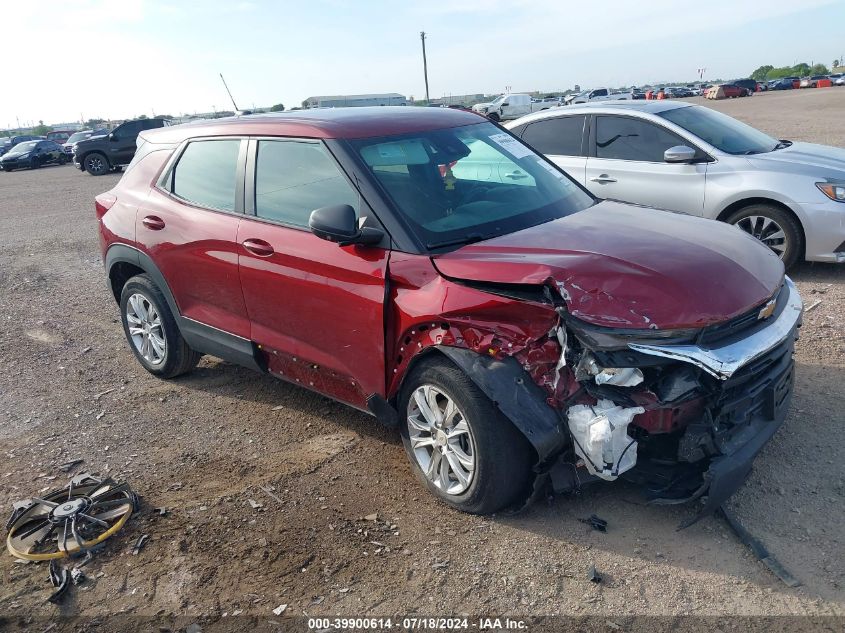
[97,107,802,525]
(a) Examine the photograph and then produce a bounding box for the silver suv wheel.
[406,385,475,495]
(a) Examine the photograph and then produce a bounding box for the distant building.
[429,94,489,107]
[303,93,407,108]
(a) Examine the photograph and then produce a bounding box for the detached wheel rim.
[407,385,475,495]
[734,214,787,258]
[126,293,166,365]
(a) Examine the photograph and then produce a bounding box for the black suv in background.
[73,118,168,175]
[730,78,758,95]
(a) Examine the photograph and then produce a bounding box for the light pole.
[420,31,430,104]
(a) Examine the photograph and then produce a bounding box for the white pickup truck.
[471,94,553,121]
[563,87,633,105]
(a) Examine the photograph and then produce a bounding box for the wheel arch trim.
[401,346,567,465]
[715,196,807,257]
[105,243,263,372]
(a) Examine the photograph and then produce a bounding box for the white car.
[564,88,632,105]
[471,94,551,121]
[506,101,845,267]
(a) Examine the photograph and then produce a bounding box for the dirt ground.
[1,88,844,631]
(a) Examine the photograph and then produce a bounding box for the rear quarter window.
[169,139,242,211]
[521,115,586,156]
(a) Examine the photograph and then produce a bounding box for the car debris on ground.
[4,473,140,603]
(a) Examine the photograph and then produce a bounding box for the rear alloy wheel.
[727,204,803,269]
[84,152,109,176]
[119,274,201,378]
[399,357,534,514]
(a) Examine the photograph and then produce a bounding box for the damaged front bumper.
[628,277,803,380]
[557,277,803,525]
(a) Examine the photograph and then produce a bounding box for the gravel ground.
[0,89,843,631]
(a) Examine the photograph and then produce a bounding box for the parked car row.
[0,134,44,157]
[73,117,169,175]
[0,140,69,171]
[95,105,810,521]
[1,118,172,176]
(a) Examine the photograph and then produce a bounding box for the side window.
[171,139,241,211]
[254,140,358,227]
[521,115,585,156]
[509,123,528,138]
[593,89,608,97]
[595,116,685,162]
[112,122,135,140]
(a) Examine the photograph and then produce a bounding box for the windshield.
[659,106,777,155]
[489,95,505,106]
[8,141,37,155]
[66,131,91,143]
[351,121,594,250]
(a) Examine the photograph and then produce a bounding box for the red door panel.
[138,188,250,338]
[237,219,388,408]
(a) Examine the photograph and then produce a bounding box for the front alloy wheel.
[728,203,802,269]
[399,357,534,514]
[407,385,475,495]
[125,293,166,365]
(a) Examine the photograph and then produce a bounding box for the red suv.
[97,108,802,522]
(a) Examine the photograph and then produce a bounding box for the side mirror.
[501,102,509,107]
[664,145,696,163]
[109,133,117,141]
[309,204,383,246]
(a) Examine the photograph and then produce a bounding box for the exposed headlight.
[566,316,699,351]
[816,182,845,202]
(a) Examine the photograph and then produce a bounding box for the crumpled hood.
[433,200,784,329]
[748,142,845,178]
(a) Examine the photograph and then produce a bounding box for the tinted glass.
[66,131,91,143]
[254,140,358,227]
[521,115,585,156]
[172,140,241,211]
[351,121,593,249]
[8,141,37,154]
[595,116,685,162]
[659,106,777,155]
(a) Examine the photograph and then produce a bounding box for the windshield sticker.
[488,133,534,159]
[535,156,566,178]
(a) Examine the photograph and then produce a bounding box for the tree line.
[750,61,837,81]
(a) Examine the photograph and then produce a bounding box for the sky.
[4,0,845,127]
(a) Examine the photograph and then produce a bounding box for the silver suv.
[506,101,845,268]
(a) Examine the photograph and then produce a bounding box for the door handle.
[589,174,617,184]
[142,215,165,230]
[242,238,275,257]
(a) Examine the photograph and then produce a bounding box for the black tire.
[58,154,68,165]
[487,112,501,122]
[119,274,201,378]
[83,152,110,176]
[29,157,39,170]
[398,356,534,514]
[726,203,803,269]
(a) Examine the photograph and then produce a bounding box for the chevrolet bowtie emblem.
[757,299,776,320]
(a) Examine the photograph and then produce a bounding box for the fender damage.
[386,236,803,524]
